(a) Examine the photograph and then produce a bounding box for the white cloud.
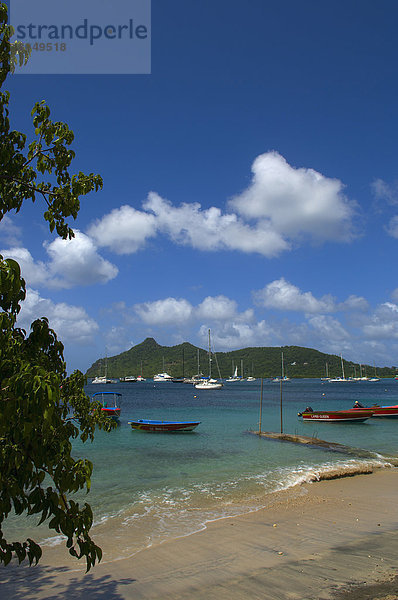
[134,297,193,325]
[371,178,398,204]
[84,152,357,258]
[144,192,289,257]
[196,295,238,320]
[17,288,99,345]
[0,215,22,246]
[87,205,157,254]
[339,295,369,312]
[44,231,118,288]
[200,320,276,350]
[229,151,356,243]
[2,231,118,289]
[253,278,336,313]
[0,247,48,286]
[361,303,398,340]
[386,215,398,238]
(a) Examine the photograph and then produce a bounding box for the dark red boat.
[298,407,372,422]
[347,403,398,418]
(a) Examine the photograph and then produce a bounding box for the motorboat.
[194,379,223,390]
[298,407,372,422]
[92,392,122,420]
[347,403,398,418]
[153,372,173,382]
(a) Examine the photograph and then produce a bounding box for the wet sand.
[2,468,398,600]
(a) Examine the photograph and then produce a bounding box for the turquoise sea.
[5,378,398,562]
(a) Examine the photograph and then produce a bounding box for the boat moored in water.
[128,419,201,432]
[92,392,122,420]
[347,402,398,418]
[298,407,372,422]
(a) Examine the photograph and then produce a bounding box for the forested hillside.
[86,338,396,379]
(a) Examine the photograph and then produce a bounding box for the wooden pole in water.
[280,378,283,434]
[259,377,263,434]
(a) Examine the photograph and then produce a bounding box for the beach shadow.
[0,562,136,600]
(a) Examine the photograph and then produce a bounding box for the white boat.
[328,354,353,382]
[153,372,173,382]
[195,379,223,390]
[194,330,223,390]
[136,375,146,382]
[226,365,240,382]
[121,375,137,382]
[272,352,290,382]
[247,376,256,381]
[92,376,108,384]
[92,355,117,383]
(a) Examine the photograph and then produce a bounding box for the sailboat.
[195,330,223,390]
[328,354,353,382]
[184,349,205,384]
[226,363,240,382]
[153,356,173,381]
[272,352,290,382]
[247,361,256,381]
[92,356,116,384]
[136,360,146,382]
[320,362,330,381]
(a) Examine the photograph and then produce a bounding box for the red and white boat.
[298,408,372,422]
[347,404,398,418]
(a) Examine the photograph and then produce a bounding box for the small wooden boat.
[92,392,121,420]
[128,419,200,432]
[347,403,398,418]
[298,407,372,422]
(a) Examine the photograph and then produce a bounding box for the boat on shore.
[93,392,122,420]
[128,419,200,432]
[298,407,372,422]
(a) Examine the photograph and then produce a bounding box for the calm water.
[6,378,398,561]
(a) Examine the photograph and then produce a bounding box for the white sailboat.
[195,330,223,390]
[272,352,290,382]
[92,356,116,384]
[328,354,353,382]
[153,356,173,381]
[226,364,240,382]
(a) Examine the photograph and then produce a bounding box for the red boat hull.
[347,405,398,418]
[101,407,121,418]
[299,410,371,422]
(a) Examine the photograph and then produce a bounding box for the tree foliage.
[0,3,114,571]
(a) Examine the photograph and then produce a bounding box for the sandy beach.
[1,467,398,600]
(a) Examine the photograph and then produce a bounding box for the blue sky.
[3,0,398,372]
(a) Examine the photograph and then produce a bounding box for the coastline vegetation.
[0,4,112,571]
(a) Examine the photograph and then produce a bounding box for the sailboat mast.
[341,354,345,379]
[197,348,200,377]
[208,329,212,379]
[281,352,284,378]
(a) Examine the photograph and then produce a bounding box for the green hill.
[85,338,396,379]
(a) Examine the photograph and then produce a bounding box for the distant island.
[85,337,397,380]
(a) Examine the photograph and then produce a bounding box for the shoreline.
[2,467,398,599]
